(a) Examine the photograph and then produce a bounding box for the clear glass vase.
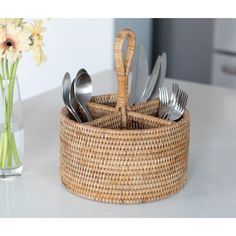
[0,77,24,177]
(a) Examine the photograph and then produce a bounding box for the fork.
[158,84,188,121]
[158,83,178,117]
[165,90,188,120]
[158,86,169,118]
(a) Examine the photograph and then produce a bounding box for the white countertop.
[1,70,236,217]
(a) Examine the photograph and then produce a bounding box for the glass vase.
[0,77,24,177]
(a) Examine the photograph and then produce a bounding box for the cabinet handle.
[222,65,236,76]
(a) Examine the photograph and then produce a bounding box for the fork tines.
[158,84,188,121]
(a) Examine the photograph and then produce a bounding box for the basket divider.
[114,29,136,128]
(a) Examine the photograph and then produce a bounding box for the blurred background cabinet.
[152,19,214,84]
[211,19,236,88]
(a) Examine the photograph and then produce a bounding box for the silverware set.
[62,69,92,123]
[62,51,188,123]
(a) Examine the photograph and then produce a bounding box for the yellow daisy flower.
[26,20,46,37]
[32,34,44,47]
[33,46,47,65]
[25,20,46,65]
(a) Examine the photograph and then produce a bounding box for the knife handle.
[114,29,136,128]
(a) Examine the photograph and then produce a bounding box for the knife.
[149,52,167,100]
[139,55,161,103]
[133,44,149,105]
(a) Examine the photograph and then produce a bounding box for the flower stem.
[10,133,21,166]
[0,133,4,166]
[7,134,12,167]
[0,58,22,169]
[5,59,9,80]
[1,133,8,168]
[1,58,6,81]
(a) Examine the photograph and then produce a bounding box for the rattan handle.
[114,29,136,128]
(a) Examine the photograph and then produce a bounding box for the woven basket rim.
[61,106,189,135]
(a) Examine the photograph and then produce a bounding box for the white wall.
[18,19,114,100]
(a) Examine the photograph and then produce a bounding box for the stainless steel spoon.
[76,68,87,79]
[70,79,87,123]
[62,72,81,122]
[74,71,93,121]
[70,68,89,122]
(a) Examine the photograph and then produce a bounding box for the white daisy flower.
[0,23,30,61]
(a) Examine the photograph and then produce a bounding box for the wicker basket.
[60,29,190,204]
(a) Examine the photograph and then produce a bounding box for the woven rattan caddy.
[60,29,190,204]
